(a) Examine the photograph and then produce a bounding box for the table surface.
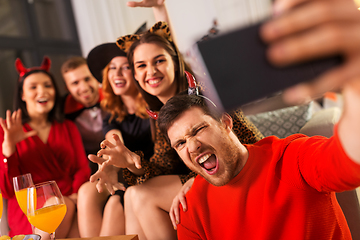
[58,235,139,240]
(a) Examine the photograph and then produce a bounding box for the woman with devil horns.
[0,57,90,239]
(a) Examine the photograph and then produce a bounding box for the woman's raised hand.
[127,0,165,8]
[0,109,37,156]
[126,0,168,22]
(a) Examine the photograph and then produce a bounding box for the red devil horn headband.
[15,56,51,79]
[185,71,199,96]
[40,56,51,72]
[15,59,28,77]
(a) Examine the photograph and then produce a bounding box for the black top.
[103,114,154,160]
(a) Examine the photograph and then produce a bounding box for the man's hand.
[261,0,360,104]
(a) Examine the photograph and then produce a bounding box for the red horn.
[185,71,199,96]
[15,58,28,77]
[40,56,51,72]
[185,71,196,88]
[146,108,158,120]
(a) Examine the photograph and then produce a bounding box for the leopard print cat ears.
[116,21,172,53]
[15,56,51,80]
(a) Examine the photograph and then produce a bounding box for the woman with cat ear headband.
[0,57,90,238]
[89,21,263,240]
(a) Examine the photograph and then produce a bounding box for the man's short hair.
[61,56,87,75]
[158,94,222,142]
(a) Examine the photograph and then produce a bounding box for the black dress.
[103,113,154,162]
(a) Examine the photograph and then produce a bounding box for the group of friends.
[1,0,360,239]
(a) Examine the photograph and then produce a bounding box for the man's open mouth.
[198,153,219,175]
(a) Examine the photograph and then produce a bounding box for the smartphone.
[190,20,342,113]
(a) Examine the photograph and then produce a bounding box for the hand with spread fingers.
[100,134,142,169]
[0,109,37,157]
[88,134,144,190]
[89,158,126,195]
[261,0,360,104]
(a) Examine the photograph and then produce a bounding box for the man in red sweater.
[159,93,360,239]
[157,0,360,239]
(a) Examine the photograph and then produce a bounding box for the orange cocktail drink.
[28,203,67,234]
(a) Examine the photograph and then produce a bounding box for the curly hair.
[100,64,148,123]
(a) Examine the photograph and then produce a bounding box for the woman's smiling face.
[107,56,137,96]
[21,72,55,117]
[133,43,177,104]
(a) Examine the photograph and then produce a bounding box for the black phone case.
[194,21,342,112]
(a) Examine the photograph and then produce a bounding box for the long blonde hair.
[100,64,148,123]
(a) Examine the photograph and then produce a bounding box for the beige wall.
[71,0,156,57]
[71,0,271,57]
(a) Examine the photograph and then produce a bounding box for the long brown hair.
[127,32,192,111]
[100,64,148,123]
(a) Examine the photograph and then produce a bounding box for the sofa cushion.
[247,104,312,138]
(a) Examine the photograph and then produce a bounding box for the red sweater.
[0,120,90,236]
[178,130,360,240]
